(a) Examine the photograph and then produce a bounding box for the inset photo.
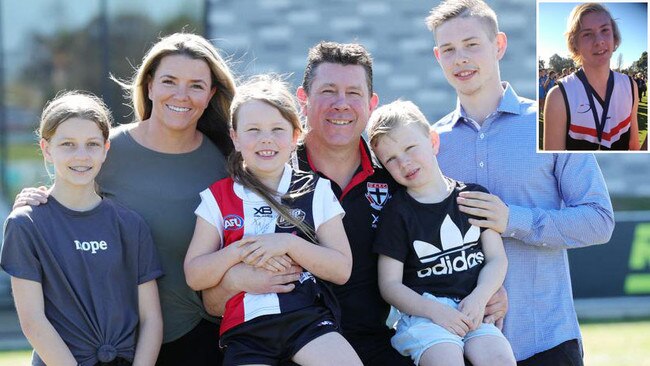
[538,2,648,152]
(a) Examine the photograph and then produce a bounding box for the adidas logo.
[413,215,484,277]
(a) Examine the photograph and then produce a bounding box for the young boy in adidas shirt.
[368,100,515,366]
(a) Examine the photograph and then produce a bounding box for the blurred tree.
[548,54,575,73]
[14,12,202,125]
[616,53,623,72]
[538,59,545,70]
[630,52,647,75]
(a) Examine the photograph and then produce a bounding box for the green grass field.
[0,320,648,366]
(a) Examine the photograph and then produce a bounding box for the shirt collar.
[452,81,521,126]
[233,163,293,202]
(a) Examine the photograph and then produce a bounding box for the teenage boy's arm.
[378,255,473,337]
[629,79,641,151]
[11,277,78,366]
[458,154,614,249]
[543,86,567,150]
[132,280,162,366]
[459,229,507,330]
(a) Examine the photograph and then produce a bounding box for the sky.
[538,2,648,69]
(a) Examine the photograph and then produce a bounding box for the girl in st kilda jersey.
[183,75,363,365]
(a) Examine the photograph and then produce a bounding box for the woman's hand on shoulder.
[13,186,49,210]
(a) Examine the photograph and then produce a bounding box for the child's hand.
[458,293,487,330]
[258,255,295,272]
[232,237,258,260]
[240,234,291,270]
[427,301,473,337]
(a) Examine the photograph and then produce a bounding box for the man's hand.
[201,263,302,316]
[427,302,473,337]
[483,286,508,329]
[13,186,49,210]
[458,293,487,331]
[457,191,509,234]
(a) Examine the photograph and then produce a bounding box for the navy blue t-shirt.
[1,197,163,366]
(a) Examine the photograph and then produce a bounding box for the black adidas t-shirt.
[373,179,488,299]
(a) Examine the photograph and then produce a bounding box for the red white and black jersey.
[195,165,344,335]
[373,180,488,299]
[558,70,634,150]
[291,140,400,338]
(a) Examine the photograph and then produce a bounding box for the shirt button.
[510,232,516,237]
[479,161,484,168]
[480,133,485,139]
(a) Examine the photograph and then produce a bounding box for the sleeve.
[504,153,614,249]
[0,214,43,282]
[372,199,410,263]
[195,187,224,237]
[136,218,164,284]
[312,178,345,231]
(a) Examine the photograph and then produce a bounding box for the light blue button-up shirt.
[433,83,614,361]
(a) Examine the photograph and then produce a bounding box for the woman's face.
[147,54,216,133]
[576,12,615,68]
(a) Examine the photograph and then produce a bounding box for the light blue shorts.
[391,293,507,365]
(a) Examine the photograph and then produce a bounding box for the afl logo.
[224,215,244,231]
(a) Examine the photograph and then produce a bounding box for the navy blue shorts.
[220,305,338,366]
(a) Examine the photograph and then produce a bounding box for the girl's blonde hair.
[39,91,112,142]
[566,3,621,65]
[113,32,237,155]
[228,74,315,240]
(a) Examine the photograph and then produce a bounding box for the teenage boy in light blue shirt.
[426,0,614,364]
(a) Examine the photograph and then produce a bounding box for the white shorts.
[391,293,508,365]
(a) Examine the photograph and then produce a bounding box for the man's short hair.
[367,100,430,147]
[425,0,499,40]
[565,3,621,65]
[301,41,374,95]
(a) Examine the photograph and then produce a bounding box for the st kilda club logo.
[366,182,390,210]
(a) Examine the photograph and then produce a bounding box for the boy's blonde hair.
[565,3,621,65]
[367,100,430,148]
[425,0,499,40]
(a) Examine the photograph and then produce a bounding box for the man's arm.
[202,263,302,316]
[460,154,614,249]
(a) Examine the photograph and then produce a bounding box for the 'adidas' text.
[417,250,484,277]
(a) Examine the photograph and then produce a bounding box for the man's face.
[433,17,506,97]
[297,63,378,149]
